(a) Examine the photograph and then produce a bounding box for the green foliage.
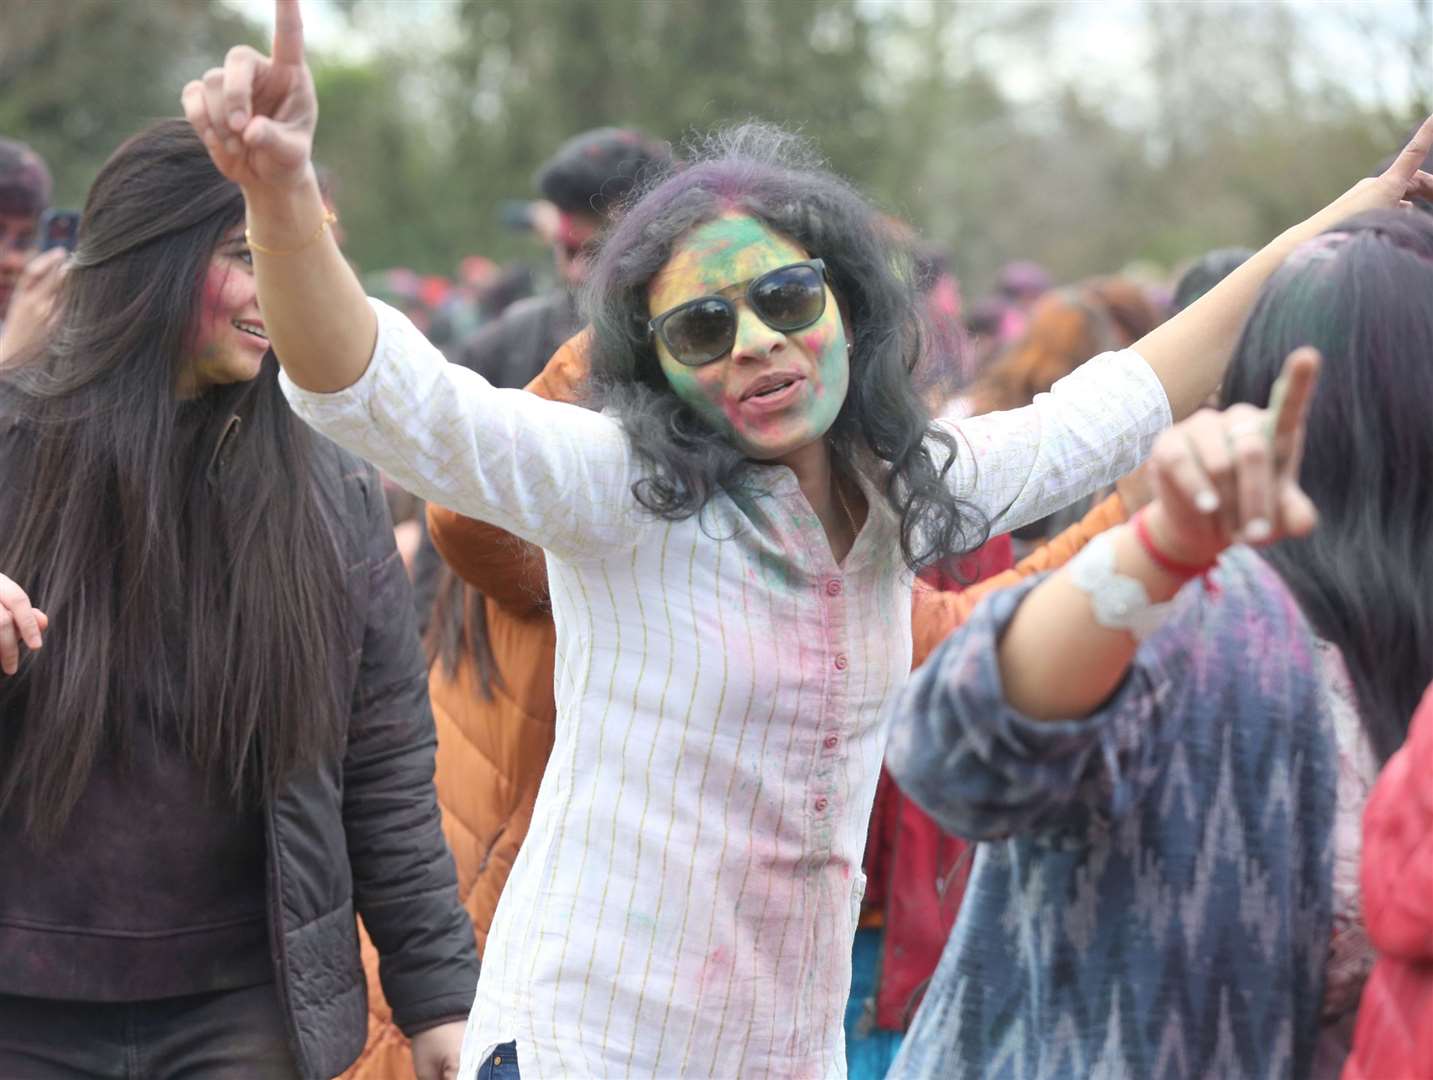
[0,0,1417,292]
[0,0,262,210]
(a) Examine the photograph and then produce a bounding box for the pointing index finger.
[1384,111,1433,187]
[1268,346,1320,458]
[272,0,305,66]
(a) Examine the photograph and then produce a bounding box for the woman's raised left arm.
[1133,116,1433,420]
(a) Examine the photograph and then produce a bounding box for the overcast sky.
[229,0,1427,129]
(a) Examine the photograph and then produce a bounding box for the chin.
[738,431,819,462]
[220,357,265,386]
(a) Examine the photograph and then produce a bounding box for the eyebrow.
[684,262,798,301]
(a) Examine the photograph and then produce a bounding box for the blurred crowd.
[3,61,1433,1079]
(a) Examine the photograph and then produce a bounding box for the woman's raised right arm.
[181,0,373,393]
[181,3,641,559]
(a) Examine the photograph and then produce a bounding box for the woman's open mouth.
[232,319,268,343]
[740,373,806,411]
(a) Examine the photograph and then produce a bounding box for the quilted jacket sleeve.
[426,504,548,617]
[342,462,479,1034]
[1360,682,1433,960]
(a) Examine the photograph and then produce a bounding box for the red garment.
[862,535,1014,1032]
[1343,681,1433,1080]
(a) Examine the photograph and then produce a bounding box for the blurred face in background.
[554,209,602,288]
[0,209,41,319]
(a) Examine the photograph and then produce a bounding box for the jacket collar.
[205,413,242,484]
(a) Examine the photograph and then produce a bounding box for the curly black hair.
[581,123,984,570]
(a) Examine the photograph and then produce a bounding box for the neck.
[778,438,864,563]
[779,438,833,512]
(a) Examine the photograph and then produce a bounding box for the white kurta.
[281,300,1171,1079]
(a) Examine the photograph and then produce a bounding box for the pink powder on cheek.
[801,330,829,356]
[187,263,233,351]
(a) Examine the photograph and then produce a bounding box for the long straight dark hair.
[0,120,348,844]
[1221,209,1433,762]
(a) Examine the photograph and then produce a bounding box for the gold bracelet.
[245,209,338,257]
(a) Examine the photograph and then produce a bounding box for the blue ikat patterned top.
[887,547,1338,1080]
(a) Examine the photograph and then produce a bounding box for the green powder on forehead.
[668,214,804,289]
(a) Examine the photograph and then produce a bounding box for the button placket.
[810,571,848,853]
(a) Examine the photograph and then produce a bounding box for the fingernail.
[229,110,247,131]
[1195,491,1220,513]
[1243,518,1272,542]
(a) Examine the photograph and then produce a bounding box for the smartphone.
[38,209,80,253]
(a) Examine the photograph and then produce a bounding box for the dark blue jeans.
[0,983,299,1079]
[476,1040,520,1079]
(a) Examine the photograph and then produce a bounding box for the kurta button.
[834,654,848,671]
[814,797,829,812]
[824,735,839,750]
[826,579,842,597]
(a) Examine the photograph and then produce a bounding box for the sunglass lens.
[664,298,735,365]
[751,265,825,330]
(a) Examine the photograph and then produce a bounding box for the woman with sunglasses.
[180,6,1433,1076]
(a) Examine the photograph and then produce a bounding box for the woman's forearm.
[999,344,1322,720]
[997,518,1187,721]
[244,173,376,393]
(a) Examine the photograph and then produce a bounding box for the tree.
[0,0,261,208]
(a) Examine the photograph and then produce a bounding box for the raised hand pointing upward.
[180,0,376,395]
[181,0,316,193]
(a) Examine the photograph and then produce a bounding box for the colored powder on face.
[188,262,232,352]
[649,214,850,459]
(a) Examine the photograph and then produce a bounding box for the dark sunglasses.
[648,259,828,367]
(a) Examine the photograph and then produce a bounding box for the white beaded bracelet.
[1067,530,1178,641]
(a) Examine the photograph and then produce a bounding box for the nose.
[729,302,785,365]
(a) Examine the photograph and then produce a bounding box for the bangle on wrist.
[1067,530,1178,641]
[1132,508,1217,579]
[245,209,337,257]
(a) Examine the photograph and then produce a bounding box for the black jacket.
[0,411,478,1079]
[267,434,478,1078]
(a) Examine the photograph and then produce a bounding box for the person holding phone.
[0,137,67,365]
[887,210,1433,1078]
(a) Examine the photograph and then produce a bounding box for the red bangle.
[1132,509,1216,579]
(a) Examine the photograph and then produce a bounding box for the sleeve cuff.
[277,297,408,426]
